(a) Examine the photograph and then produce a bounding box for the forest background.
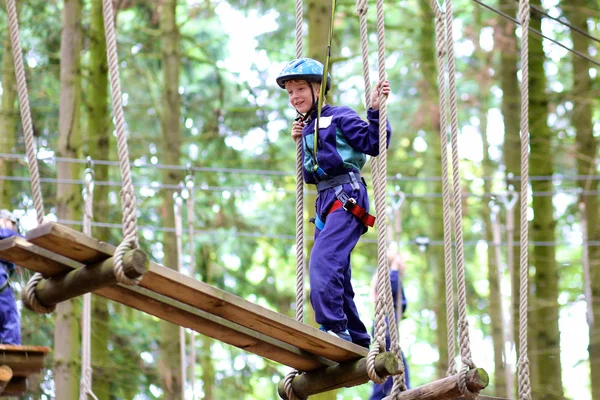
[0,0,598,399]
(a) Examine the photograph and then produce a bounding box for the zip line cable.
[2,153,600,183]
[472,0,600,68]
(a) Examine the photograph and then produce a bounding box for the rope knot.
[366,341,387,384]
[283,369,307,400]
[113,237,143,286]
[457,364,479,399]
[22,272,55,314]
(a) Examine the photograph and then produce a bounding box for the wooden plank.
[27,222,368,364]
[0,345,48,377]
[0,236,80,277]
[1,239,333,372]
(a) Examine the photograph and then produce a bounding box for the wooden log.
[382,368,489,400]
[0,365,13,394]
[277,351,402,400]
[33,248,148,307]
[26,222,368,364]
[2,376,27,395]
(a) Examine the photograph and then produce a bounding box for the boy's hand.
[371,80,390,111]
[0,218,13,230]
[291,120,304,141]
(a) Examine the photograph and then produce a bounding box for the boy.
[0,210,21,345]
[276,58,391,347]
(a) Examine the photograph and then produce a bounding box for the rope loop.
[457,363,479,399]
[21,272,54,314]
[79,368,99,400]
[113,237,142,285]
[367,340,387,384]
[283,369,306,400]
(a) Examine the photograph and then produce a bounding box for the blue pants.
[370,350,410,399]
[0,286,21,345]
[309,182,371,348]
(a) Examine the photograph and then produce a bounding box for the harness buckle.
[342,197,356,211]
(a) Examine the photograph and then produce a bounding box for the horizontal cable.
[55,219,600,247]
[2,153,599,183]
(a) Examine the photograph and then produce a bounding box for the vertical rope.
[443,1,477,395]
[429,0,457,377]
[285,2,305,396]
[6,0,45,224]
[174,194,187,399]
[517,1,532,398]
[579,202,594,328]
[502,190,518,397]
[356,0,372,109]
[186,176,197,399]
[80,166,98,400]
[7,0,54,314]
[101,0,141,286]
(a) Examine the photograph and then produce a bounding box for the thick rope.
[356,0,372,110]
[80,168,99,400]
[429,0,457,377]
[7,0,54,314]
[443,2,477,396]
[101,0,141,286]
[517,1,532,398]
[186,177,197,399]
[6,0,45,225]
[287,0,305,394]
[174,194,187,399]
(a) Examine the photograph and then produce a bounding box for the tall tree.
[565,1,600,398]
[87,0,111,398]
[53,0,83,398]
[158,0,183,398]
[0,5,17,208]
[528,2,563,398]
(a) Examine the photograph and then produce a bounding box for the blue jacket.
[0,228,20,285]
[301,105,392,184]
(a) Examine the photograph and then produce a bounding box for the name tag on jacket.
[318,116,333,129]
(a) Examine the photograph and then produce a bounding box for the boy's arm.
[337,107,392,157]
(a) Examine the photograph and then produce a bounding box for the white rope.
[174,194,187,399]
[186,176,197,399]
[80,167,98,400]
[6,0,54,314]
[429,0,457,377]
[286,0,306,394]
[517,1,532,398]
[101,0,142,286]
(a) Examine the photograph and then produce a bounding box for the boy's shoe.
[320,325,352,343]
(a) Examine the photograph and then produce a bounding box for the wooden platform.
[0,222,369,373]
[0,344,50,395]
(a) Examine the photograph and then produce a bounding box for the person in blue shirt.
[370,251,410,398]
[277,58,391,347]
[0,210,21,345]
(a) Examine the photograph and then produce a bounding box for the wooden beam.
[382,368,489,400]
[33,248,148,307]
[277,351,402,400]
[0,365,12,394]
[0,238,334,371]
[26,222,368,364]
[2,376,26,395]
[0,345,49,377]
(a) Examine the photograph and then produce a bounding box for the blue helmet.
[276,58,332,93]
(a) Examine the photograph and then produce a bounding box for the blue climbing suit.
[370,269,410,399]
[301,104,391,348]
[0,228,21,345]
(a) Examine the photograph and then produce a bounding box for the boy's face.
[285,80,319,114]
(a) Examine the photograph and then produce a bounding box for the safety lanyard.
[311,0,337,177]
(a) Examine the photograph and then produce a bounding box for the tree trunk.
[564,2,600,399]
[0,8,17,208]
[498,2,520,395]
[418,0,449,379]
[158,0,183,398]
[87,0,111,398]
[528,2,563,399]
[53,1,83,399]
